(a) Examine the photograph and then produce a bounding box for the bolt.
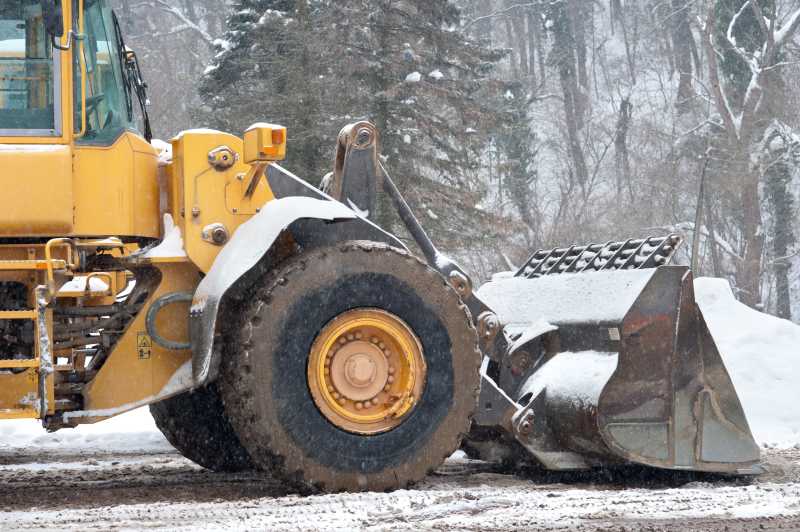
[384,384,391,392]
[378,342,385,349]
[372,398,380,406]
[338,398,346,405]
[355,332,362,340]
[448,271,472,297]
[347,333,354,341]
[370,336,378,344]
[333,392,340,399]
[387,376,395,384]
[211,226,228,245]
[355,402,363,410]
[519,414,535,435]
[355,127,373,148]
[338,337,347,345]
[388,366,395,375]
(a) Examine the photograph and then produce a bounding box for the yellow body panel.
[169,130,274,272]
[0,145,73,235]
[0,131,162,239]
[0,370,39,417]
[72,132,160,238]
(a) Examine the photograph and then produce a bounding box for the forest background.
[112,0,800,321]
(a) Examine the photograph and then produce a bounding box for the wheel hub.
[331,341,388,401]
[307,308,426,434]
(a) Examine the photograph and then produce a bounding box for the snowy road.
[1,443,798,531]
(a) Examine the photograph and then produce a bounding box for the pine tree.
[197,0,330,179]
[321,1,512,254]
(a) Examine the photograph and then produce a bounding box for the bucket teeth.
[517,234,682,278]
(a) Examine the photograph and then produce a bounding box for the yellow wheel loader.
[0,0,760,492]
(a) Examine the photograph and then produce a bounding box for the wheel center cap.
[330,340,389,401]
[345,354,376,387]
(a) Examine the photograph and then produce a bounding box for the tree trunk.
[549,1,588,183]
[614,97,632,200]
[509,2,529,77]
[765,141,795,320]
[737,166,765,308]
[504,18,519,79]
[526,10,537,85]
[670,0,695,111]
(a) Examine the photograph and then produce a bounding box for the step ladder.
[0,255,65,419]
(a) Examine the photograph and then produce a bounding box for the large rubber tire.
[149,383,253,472]
[220,241,481,492]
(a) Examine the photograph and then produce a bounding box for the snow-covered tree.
[197,1,330,179]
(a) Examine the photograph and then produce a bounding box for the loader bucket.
[477,265,761,474]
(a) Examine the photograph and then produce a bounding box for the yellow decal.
[137,332,152,360]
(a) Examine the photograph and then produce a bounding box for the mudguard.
[189,163,404,385]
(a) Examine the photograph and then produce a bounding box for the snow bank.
[696,277,800,448]
[0,407,170,454]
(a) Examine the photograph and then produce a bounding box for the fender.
[190,164,405,385]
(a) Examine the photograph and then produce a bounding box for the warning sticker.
[137,332,152,360]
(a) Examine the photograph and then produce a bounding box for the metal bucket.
[477,265,761,474]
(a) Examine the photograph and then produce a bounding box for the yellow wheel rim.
[307,308,427,435]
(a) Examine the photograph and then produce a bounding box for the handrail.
[75,0,87,138]
[44,238,77,297]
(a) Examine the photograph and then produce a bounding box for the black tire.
[149,383,253,472]
[220,241,481,492]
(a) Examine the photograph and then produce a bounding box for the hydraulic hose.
[145,292,193,350]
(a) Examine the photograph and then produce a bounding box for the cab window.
[73,0,134,143]
[0,0,59,134]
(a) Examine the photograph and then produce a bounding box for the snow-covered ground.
[0,406,169,454]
